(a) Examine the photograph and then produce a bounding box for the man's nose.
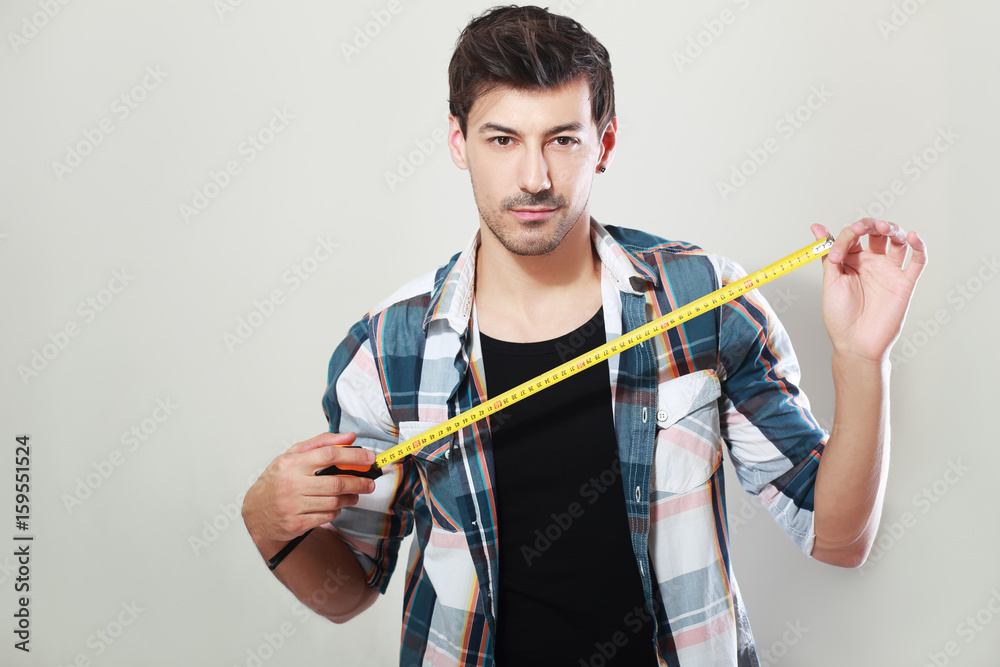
[517,145,552,194]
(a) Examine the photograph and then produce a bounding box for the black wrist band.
[268,529,313,570]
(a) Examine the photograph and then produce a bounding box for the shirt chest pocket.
[651,370,723,494]
[398,421,462,532]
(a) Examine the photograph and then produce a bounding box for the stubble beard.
[474,184,589,257]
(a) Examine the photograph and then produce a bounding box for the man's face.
[448,77,615,257]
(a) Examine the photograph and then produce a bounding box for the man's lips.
[508,207,558,221]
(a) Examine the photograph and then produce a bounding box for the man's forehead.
[467,78,597,133]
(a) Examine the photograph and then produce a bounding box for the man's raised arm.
[809,219,928,567]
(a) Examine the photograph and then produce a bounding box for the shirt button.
[642,407,648,423]
[657,409,668,422]
[635,486,642,502]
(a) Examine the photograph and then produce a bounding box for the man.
[241,6,927,666]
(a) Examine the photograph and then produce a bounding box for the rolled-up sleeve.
[321,317,415,592]
[713,257,829,556]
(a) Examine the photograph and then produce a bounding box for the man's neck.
[475,217,603,343]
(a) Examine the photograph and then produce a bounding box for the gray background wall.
[2,1,997,665]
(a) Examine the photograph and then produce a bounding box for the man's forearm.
[252,528,379,623]
[811,353,890,567]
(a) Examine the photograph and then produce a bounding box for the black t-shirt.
[481,307,658,666]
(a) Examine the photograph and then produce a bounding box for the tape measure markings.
[373,235,834,470]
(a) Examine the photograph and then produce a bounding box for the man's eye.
[491,136,512,146]
[553,137,578,146]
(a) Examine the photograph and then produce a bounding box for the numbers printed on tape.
[372,235,834,470]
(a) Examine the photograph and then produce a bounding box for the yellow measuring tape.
[273,234,835,570]
[371,234,834,471]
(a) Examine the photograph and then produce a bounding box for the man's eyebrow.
[548,122,587,135]
[478,122,518,135]
[476,121,588,135]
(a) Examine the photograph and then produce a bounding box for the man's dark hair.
[448,5,615,136]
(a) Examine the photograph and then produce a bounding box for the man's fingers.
[301,471,377,498]
[878,219,909,246]
[263,472,373,538]
[903,230,928,282]
[868,225,889,255]
[278,482,371,535]
[245,432,379,544]
[287,431,357,455]
[869,219,909,264]
[809,223,832,248]
[279,507,356,538]
[810,223,841,287]
[809,222,831,240]
[886,229,910,266]
[827,222,865,265]
[299,441,376,475]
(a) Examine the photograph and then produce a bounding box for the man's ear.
[448,115,469,170]
[596,115,618,173]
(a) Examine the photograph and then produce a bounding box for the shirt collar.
[423,218,658,335]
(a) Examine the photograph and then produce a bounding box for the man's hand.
[242,432,376,548]
[242,432,382,621]
[809,218,927,566]
[811,219,928,363]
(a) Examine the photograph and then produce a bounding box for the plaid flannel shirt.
[322,220,828,667]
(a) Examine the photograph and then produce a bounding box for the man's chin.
[480,206,580,256]
[494,228,568,257]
